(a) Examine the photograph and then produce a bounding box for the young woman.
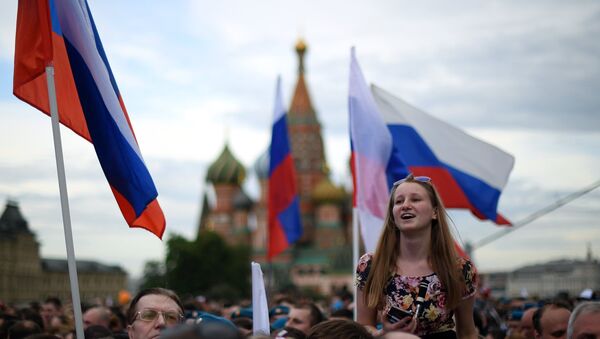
[356,174,478,338]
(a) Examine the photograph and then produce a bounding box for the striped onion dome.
[206,144,246,185]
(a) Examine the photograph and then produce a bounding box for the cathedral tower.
[287,39,328,244]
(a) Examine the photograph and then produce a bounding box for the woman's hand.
[381,313,417,334]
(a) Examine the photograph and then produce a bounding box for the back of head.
[329,308,353,320]
[7,320,42,339]
[306,319,373,339]
[161,322,243,339]
[274,327,307,339]
[84,324,114,339]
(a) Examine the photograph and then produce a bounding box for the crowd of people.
[0,287,598,339]
[1,174,599,338]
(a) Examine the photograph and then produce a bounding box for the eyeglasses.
[134,309,184,325]
[393,175,431,187]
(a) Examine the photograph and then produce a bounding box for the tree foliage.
[157,230,251,300]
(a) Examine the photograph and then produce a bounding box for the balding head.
[83,306,112,329]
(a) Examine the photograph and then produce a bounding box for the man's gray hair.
[567,301,600,339]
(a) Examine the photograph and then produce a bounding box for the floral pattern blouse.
[356,253,478,337]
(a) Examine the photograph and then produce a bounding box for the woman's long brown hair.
[362,174,465,311]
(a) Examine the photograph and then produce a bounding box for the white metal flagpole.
[45,65,85,339]
[352,207,359,321]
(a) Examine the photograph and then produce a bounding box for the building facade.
[479,247,600,299]
[0,200,127,304]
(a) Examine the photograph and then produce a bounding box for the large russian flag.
[373,85,514,225]
[349,49,514,252]
[13,0,165,238]
[267,77,302,259]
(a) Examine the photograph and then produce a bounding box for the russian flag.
[373,85,514,226]
[13,0,165,238]
[349,48,393,252]
[267,77,302,259]
[349,49,513,252]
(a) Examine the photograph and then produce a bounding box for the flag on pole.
[251,262,270,335]
[13,0,165,238]
[372,85,514,225]
[349,49,514,253]
[348,48,393,253]
[267,77,302,259]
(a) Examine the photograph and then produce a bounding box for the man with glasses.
[126,288,185,339]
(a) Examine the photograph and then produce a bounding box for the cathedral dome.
[254,147,270,180]
[206,144,246,185]
[312,178,345,204]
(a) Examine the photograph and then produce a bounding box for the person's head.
[363,174,465,310]
[567,301,600,339]
[520,307,538,338]
[160,322,243,339]
[533,302,572,339]
[306,319,372,339]
[40,297,62,327]
[285,303,325,335]
[232,317,253,337]
[126,288,185,339]
[83,306,112,329]
[378,331,420,339]
[273,326,307,339]
[329,308,353,320]
[84,324,114,339]
[7,320,42,339]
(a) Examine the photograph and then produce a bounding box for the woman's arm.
[356,287,380,335]
[455,295,478,339]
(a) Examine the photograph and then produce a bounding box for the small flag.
[251,262,270,335]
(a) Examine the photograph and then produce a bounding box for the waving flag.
[349,49,514,252]
[13,0,165,238]
[372,85,514,225]
[349,48,393,252]
[268,77,302,259]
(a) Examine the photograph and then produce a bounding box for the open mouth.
[400,213,415,220]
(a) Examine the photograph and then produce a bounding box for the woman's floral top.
[356,253,478,336]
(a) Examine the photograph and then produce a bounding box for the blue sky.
[1,0,599,279]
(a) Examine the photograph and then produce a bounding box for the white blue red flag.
[13,0,165,238]
[372,85,514,226]
[349,49,514,252]
[349,48,393,252]
[267,77,302,259]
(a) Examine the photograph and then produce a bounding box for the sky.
[1,0,599,280]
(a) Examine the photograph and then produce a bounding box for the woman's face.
[392,182,436,233]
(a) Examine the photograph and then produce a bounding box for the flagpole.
[352,208,359,321]
[46,65,85,339]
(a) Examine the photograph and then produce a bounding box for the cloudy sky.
[1,1,599,280]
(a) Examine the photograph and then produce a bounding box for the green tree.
[139,260,166,290]
[163,231,251,300]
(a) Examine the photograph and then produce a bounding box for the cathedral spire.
[296,38,307,74]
